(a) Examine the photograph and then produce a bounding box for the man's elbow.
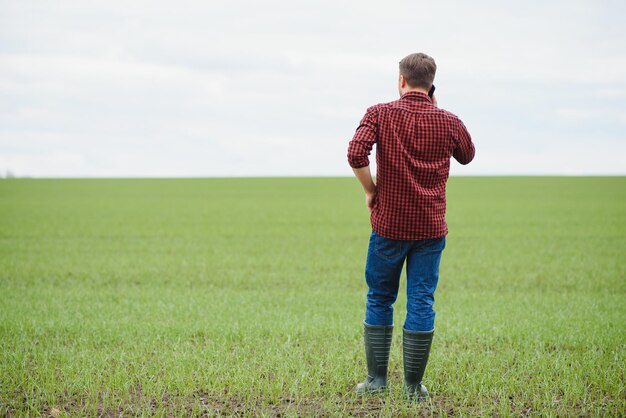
[459,154,475,165]
[348,155,370,169]
[455,148,475,165]
[347,148,370,168]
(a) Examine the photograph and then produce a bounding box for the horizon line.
[1,174,625,180]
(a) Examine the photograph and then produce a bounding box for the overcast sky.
[1,0,625,177]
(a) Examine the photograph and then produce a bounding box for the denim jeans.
[364,230,446,332]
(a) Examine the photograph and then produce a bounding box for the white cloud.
[556,108,626,125]
[0,0,625,177]
[0,150,88,178]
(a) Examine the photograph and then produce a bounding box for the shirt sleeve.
[347,106,378,168]
[452,118,475,165]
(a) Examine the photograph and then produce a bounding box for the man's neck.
[401,87,429,96]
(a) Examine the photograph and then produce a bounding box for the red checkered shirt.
[348,91,475,240]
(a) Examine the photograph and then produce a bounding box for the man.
[347,52,475,400]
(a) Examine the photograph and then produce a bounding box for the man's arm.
[348,106,378,211]
[352,166,377,212]
[452,119,475,165]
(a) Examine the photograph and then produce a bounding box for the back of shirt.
[348,91,475,240]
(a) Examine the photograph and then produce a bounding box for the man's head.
[398,53,436,96]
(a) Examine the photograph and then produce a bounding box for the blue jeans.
[365,230,446,332]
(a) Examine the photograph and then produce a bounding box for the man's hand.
[352,166,377,211]
[365,189,377,212]
[431,94,438,108]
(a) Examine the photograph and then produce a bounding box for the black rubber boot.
[403,328,434,401]
[356,322,393,395]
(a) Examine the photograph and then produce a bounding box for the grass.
[0,176,624,416]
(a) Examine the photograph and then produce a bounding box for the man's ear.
[399,75,406,88]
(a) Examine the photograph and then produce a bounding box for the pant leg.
[404,237,446,332]
[364,231,409,326]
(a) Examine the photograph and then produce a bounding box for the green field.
[1,177,624,416]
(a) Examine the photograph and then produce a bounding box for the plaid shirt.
[348,91,475,240]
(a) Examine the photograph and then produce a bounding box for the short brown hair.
[399,53,436,89]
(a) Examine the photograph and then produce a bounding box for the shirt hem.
[371,224,448,241]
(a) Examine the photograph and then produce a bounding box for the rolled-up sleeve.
[348,106,378,168]
[452,119,475,165]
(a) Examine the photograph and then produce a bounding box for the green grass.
[0,177,624,416]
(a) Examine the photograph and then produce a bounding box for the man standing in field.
[348,52,475,400]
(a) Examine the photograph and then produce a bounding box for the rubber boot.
[403,328,434,401]
[356,322,393,395]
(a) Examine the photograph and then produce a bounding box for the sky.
[1,0,625,177]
